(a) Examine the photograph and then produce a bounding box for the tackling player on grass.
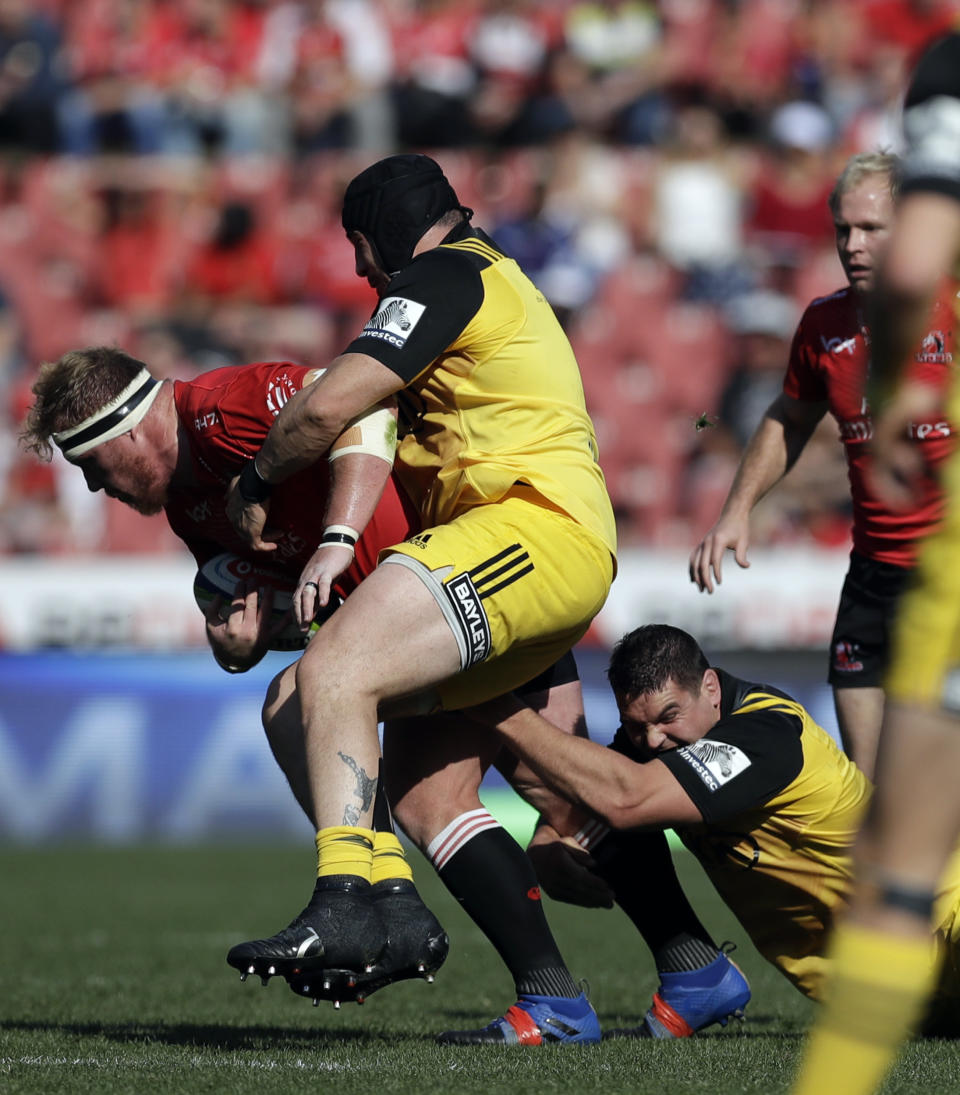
[475,623,960,1038]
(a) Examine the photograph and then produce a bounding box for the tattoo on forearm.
[338,750,377,826]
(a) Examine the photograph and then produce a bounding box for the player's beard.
[114,451,168,515]
[125,494,163,516]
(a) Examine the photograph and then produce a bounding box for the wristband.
[237,457,273,503]
[321,524,359,545]
[317,524,359,554]
[573,817,610,852]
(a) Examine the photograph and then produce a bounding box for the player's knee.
[261,682,282,733]
[262,667,296,731]
[295,628,384,703]
[294,644,351,703]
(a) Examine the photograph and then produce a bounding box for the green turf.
[1,841,959,1095]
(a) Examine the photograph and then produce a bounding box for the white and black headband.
[53,368,161,460]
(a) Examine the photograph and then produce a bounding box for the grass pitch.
[2,841,959,1095]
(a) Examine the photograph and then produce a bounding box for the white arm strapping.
[328,403,397,465]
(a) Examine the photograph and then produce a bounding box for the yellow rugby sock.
[371,830,414,885]
[315,826,374,882]
[792,922,937,1095]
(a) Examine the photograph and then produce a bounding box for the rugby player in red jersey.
[690,151,956,779]
[21,348,452,991]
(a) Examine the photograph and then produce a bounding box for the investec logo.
[446,573,491,666]
[676,747,719,792]
[361,296,425,349]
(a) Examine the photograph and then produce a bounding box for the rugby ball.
[193,553,338,651]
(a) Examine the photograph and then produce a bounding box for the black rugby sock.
[593,828,718,962]
[435,819,580,999]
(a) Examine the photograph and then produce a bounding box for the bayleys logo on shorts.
[361,297,426,349]
[446,572,491,666]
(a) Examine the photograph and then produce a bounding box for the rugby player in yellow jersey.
[224,154,618,1043]
[474,624,960,1037]
[793,31,960,1095]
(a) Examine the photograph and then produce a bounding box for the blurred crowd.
[1,0,957,556]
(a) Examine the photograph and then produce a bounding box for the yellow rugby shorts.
[381,492,614,710]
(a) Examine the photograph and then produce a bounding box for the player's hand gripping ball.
[193,553,339,651]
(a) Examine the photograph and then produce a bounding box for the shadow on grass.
[0,1018,433,1050]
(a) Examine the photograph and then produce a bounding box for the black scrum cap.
[905,32,960,109]
[341,154,471,273]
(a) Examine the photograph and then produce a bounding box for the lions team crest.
[917,329,952,364]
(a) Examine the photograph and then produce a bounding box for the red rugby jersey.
[783,285,956,566]
[166,362,417,592]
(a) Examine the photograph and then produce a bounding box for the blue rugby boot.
[607,950,750,1039]
[437,990,601,1046]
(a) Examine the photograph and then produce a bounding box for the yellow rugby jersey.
[652,672,871,999]
[343,223,617,556]
[613,670,960,1009]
